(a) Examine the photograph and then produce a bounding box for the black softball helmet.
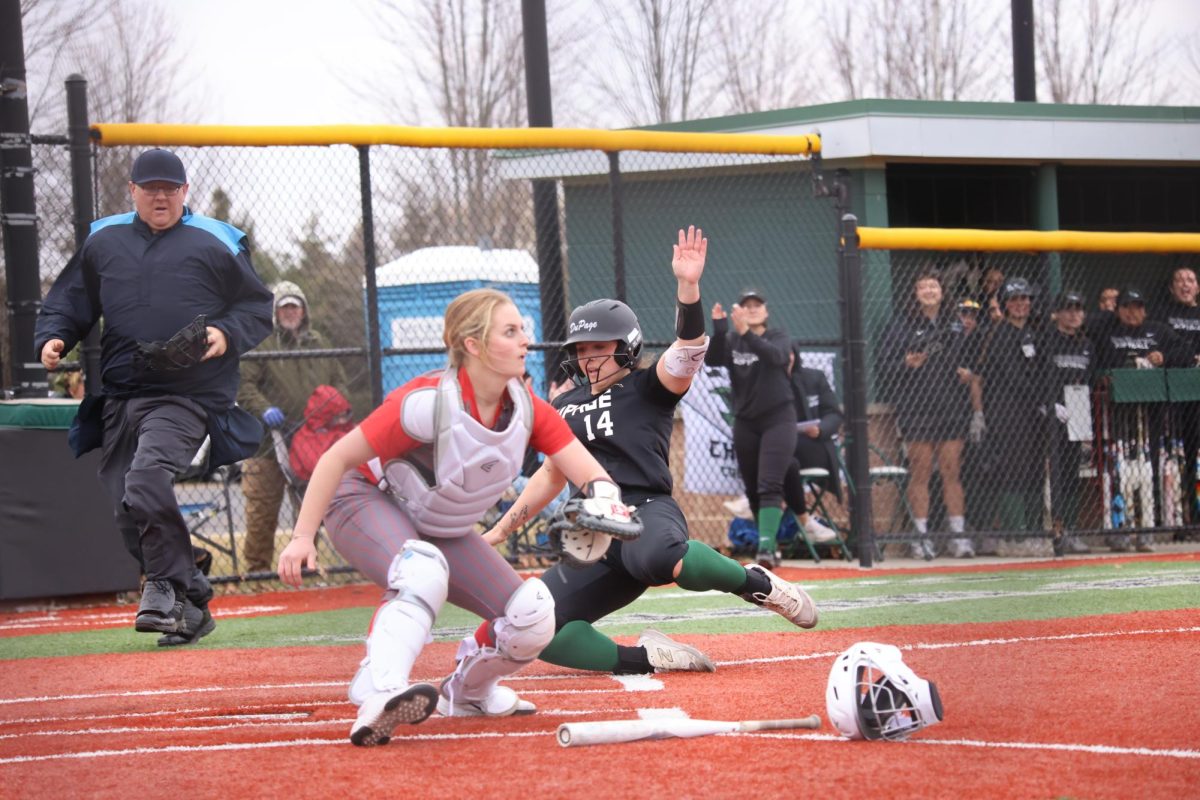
[1000,277,1034,304]
[561,299,643,385]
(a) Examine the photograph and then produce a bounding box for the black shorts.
[544,493,689,629]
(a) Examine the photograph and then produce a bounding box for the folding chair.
[781,466,854,563]
[864,442,918,561]
[271,429,308,525]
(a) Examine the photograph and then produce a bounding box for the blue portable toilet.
[375,246,545,393]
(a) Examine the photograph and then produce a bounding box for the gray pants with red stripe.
[325,472,522,618]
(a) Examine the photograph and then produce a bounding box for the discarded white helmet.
[825,642,943,741]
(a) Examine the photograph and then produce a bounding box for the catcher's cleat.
[638,628,716,673]
[741,564,818,629]
[135,580,182,634]
[157,602,215,647]
[349,684,438,747]
[437,682,536,717]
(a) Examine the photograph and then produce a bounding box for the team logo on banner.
[680,366,743,495]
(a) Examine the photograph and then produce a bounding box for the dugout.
[374,245,545,392]
[506,98,1200,379]
[0,399,139,600]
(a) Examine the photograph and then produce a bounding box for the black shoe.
[755,549,781,570]
[135,580,182,634]
[158,602,215,647]
[187,567,214,607]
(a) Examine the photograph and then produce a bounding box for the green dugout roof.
[644,99,1200,166]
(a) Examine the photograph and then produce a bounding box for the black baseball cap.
[737,288,766,304]
[1118,288,1146,306]
[1057,291,1086,310]
[130,149,187,185]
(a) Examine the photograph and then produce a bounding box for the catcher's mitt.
[569,479,643,541]
[546,480,642,568]
[546,518,612,568]
[133,315,209,373]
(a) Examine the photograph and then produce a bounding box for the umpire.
[35,149,273,642]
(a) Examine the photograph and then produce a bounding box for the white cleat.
[349,684,438,747]
[742,564,819,629]
[638,628,716,672]
[804,517,839,543]
[437,682,536,717]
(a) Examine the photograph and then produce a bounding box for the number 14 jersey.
[552,361,682,496]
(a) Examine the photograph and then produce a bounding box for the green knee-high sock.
[757,506,783,551]
[539,620,620,672]
[676,541,752,593]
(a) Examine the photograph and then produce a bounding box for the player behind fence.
[277,287,637,746]
[486,226,818,676]
[708,287,797,569]
[238,279,349,574]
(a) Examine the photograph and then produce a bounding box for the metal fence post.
[0,0,43,396]
[840,213,875,566]
[66,74,102,396]
[608,151,626,303]
[358,145,383,407]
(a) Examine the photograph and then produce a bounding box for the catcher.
[485,226,819,678]
[277,287,637,747]
[35,148,273,643]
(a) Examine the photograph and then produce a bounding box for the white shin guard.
[349,540,449,705]
[442,578,555,710]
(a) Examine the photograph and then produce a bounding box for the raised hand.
[672,225,707,287]
[711,302,726,320]
[730,303,750,335]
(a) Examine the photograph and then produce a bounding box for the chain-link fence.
[859,238,1200,561]
[17,128,832,589]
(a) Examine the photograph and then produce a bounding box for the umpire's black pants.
[98,396,208,593]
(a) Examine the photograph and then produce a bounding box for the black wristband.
[675,298,706,340]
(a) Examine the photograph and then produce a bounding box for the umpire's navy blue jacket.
[34,208,274,463]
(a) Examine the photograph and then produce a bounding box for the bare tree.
[823,0,1006,101]
[368,0,549,253]
[1037,0,1168,103]
[597,0,717,125]
[710,0,815,114]
[20,0,103,126]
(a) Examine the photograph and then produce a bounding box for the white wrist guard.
[662,336,709,378]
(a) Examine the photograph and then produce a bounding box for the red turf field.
[2,560,1198,799]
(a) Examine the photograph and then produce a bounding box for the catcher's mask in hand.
[133,314,209,373]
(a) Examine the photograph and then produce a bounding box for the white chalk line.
[2,624,1198,766]
[3,727,1197,766]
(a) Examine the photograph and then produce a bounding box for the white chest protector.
[367,369,533,538]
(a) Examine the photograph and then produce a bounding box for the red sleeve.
[358,376,437,460]
[529,393,576,456]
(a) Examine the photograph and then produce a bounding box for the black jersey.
[553,361,681,495]
[1160,300,1200,363]
[1097,320,1186,369]
[1044,328,1094,403]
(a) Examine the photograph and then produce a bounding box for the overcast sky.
[158,0,1200,126]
